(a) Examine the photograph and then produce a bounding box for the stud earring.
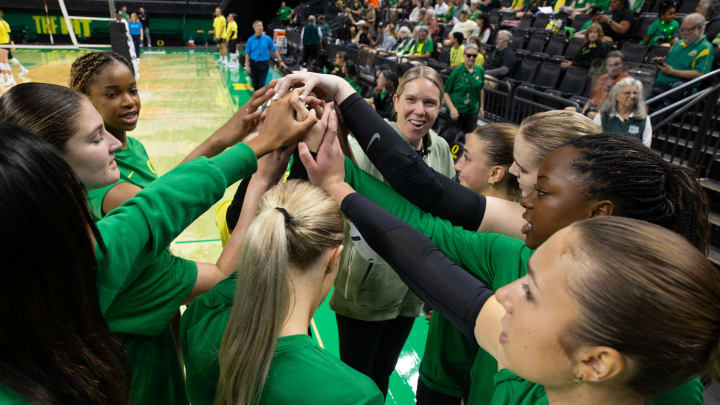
[574,374,584,386]
[488,180,495,185]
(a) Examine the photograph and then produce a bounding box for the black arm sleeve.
[226,149,313,231]
[341,192,493,338]
[339,93,486,231]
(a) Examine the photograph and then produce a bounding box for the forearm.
[444,92,458,112]
[485,66,509,77]
[666,68,702,80]
[340,93,486,230]
[340,192,493,339]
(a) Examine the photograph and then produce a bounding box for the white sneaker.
[19,67,29,75]
[3,76,16,86]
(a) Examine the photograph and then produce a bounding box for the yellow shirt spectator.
[0,20,11,44]
[449,44,465,67]
[213,15,226,40]
[224,20,238,40]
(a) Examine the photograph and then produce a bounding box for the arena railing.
[649,72,720,178]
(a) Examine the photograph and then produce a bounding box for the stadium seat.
[564,37,585,59]
[544,33,567,56]
[512,55,541,82]
[489,10,501,26]
[557,66,590,96]
[678,0,698,14]
[572,14,591,31]
[520,13,534,28]
[525,30,550,52]
[630,14,658,41]
[511,30,527,49]
[532,14,551,30]
[620,42,649,63]
[533,61,563,88]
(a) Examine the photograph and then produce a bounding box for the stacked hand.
[273,72,357,105]
[214,79,277,146]
[298,107,346,192]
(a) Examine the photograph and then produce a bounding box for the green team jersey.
[180,274,384,405]
[445,64,485,116]
[656,36,715,85]
[645,19,679,45]
[278,6,293,21]
[95,143,258,405]
[87,136,158,221]
[341,158,706,405]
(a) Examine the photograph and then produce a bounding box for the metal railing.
[508,85,581,124]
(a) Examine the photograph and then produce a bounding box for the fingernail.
[271,93,280,101]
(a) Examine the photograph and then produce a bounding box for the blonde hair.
[518,110,601,167]
[214,180,344,405]
[397,65,444,103]
[585,22,604,41]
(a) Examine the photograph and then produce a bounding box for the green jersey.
[445,64,485,115]
[95,142,258,405]
[87,136,158,220]
[180,274,384,405]
[656,36,715,85]
[341,158,706,405]
[0,386,29,404]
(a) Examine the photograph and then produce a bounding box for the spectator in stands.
[475,13,493,44]
[387,26,415,56]
[581,51,631,117]
[595,0,633,42]
[435,0,451,16]
[696,0,720,44]
[409,0,423,20]
[478,0,501,12]
[363,0,377,31]
[332,51,348,75]
[484,30,516,79]
[452,0,471,22]
[444,43,485,135]
[277,2,294,26]
[562,23,610,68]
[642,1,679,46]
[469,1,483,20]
[346,0,365,21]
[377,23,398,52]
[450,9,479,40]
[417,8,429,25]
[354,21,375,46]
[301,16,322,69]
[449,32,466,67]
[405,25,434,60]
[244,20,287,90]
[652,13,715,98]
[373,69,399,119]
[594,77,653,147]
[438,0,457,21]
[343,60,363,93]
[425,9,441,36]
[468,35,489,65]
[138,7,150,48]
[120,5,129,20]
[316,16,328,38]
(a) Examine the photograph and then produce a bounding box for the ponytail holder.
[275,207,293,226]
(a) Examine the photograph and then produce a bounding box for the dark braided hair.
[567,134,710,253]
[69,52,133,94]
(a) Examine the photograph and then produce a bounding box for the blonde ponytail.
[214,180,344,405]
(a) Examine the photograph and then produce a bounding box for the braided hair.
[69,52,132,94]
[567,134,709,253]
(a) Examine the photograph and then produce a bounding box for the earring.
[488,180,495,185]
[574,374,584,386]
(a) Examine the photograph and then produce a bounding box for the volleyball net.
[1,0,114,50]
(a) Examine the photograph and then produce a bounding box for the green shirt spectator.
[444,63,485,115]
[278,3,293,22]
[655,34,715,85]
[645,19,680,45]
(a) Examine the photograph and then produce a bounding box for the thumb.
[297,141,317,172]
[293,109,319,137]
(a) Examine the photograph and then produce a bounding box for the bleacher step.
[700,178,720,194]
[709,245,720,267]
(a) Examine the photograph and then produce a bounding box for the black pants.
[416,377,463,405]
[454,112,478,141]
[131,34,141,58]
[303,44,318,67]
[250,59,270,91]
[336,313,415,397]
